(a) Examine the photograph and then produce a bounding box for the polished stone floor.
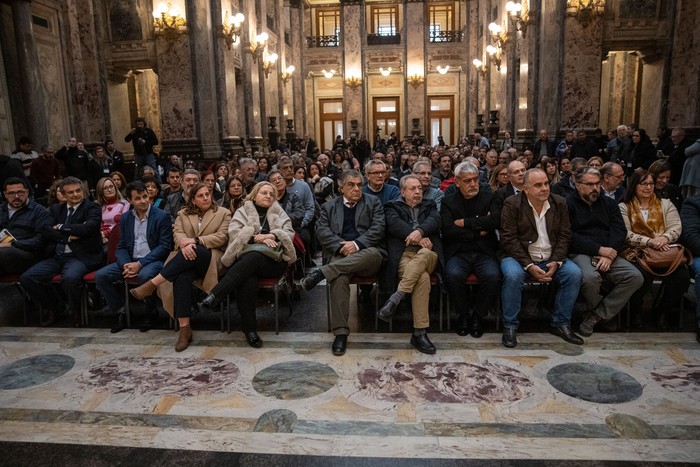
[0,281,699,464]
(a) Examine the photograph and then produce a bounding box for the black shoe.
[332,335,347,356]
[196,294,220,314]
[579,312,601,337]
[301,269,325,291]
[502,327,518,348]
[455,313,470,336]
[139,313,158,333]
[470,314,484,338]
[111,314,127,334]
[245,331,263,348]
[377,300,397,322]
[410,333,436,354]
[550,324,584,345]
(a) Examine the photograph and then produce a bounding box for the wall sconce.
[566,0,605,28]
[488,22,507,49]
[262,53,278,79]
[379,67,392,77]
[249,32,268,63]
[281,65,295,84]
[152,2,186,42]
[220,11,244,49]
[436,65,450,75]
[322,69,336,79]
[407,75,424,88]
[486,45,502,71]
[345,76,362,91]
[472,58,487,77]
[505,2,533,37]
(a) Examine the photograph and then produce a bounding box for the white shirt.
[527,199,552,262]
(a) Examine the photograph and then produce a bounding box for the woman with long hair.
[648,159,683,211]
[94,176,129,242]
[629,129,657,171]
[487,163,509,193]
[619,170,690,329]
[109,171,127,197]
[543,156,561,185]
[130,183,231,351]
[197,182,296,347]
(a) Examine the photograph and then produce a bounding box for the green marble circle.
[253,361,338,399]
[547,363,643,404]
[0,354,75,390]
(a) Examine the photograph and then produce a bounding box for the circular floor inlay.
[253,361,338,399]
[77,357,239,397]
[0,354,75,390]
[356,362,533,403]
[547,363,643,404]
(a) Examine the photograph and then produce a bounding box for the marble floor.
[0,323,699,464]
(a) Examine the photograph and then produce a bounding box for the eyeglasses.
[577,182,601,188]
[5,190,27,197]
[639,182,655,187]
[415,172,432,176]
[367,171,386,176]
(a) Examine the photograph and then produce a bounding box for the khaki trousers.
[397,248,438,329]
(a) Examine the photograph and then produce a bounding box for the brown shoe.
[175,325,193,352]
[130,280,157,301]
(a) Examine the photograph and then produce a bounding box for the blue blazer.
[115,206,172,268]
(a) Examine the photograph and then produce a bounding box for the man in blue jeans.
[499,169,584,347]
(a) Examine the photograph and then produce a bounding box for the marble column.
[12,0,48,147]
[187,0,222,159]
[288,0,303,139]
[216,0,244,153]
[342,2,362,137]
[536,0,565,135]
[405,0,425,138]
[666,0,700,127]
[241,0,263,148]
[561,12,603,129]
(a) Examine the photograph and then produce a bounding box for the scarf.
[627,194,665,238]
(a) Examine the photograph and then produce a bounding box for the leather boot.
[175,325,193,352]
[196,293,220,314]
[130,280,157,301]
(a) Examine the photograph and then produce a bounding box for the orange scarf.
[627,194,665,238]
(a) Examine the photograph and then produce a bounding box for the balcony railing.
[306,35,339,47]
[367,33,401,45]
[429,30,464,43]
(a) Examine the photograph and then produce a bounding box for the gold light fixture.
[262,53,278,79]
[407,74,424,89]
[436,65,450,75]
[505,1,533,37]
[486,45,502,71]
[249,32,268,63]
[281,65,295,85]
[472,58,487,77]
[345,76,362,91]
[322,69,336,79]
[488,22,507,49]
[567,0,605,28]
[220,11,244,49]
[152,2,186,42]
[379,67,392,77]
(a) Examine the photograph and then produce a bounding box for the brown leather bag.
[635,244,692,277]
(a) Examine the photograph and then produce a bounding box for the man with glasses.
[0,177,51,275]
[497,160,526,201]
[413,161,444,210]
[442,161,502,338]
[362,160,400,205]
[20,177,103,326]
[566,167,643,336]
[599,162,626,202]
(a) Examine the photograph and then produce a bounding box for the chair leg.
[226,295,231,334]
[274,285,280,335]
[219,300,224,333]
[123,282,132,328]
[326,283,331,333]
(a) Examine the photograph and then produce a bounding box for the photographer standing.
[125,117,159,182]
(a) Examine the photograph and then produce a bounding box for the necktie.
[55,206,74,255]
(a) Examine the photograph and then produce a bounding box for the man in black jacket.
[377,175,443,354]
[55,137,91,182]
[20,176,103,325]
[567,167,643,336]
[0,177,51,274]
[125,117,159,181]
[680,196,700,343]
[442,161,502,338]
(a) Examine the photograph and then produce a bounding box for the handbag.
[239,242,284,262]
[635,244,692,277]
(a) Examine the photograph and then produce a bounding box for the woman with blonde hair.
[197,182,296,347]
[94,176,130,242]
[130,182,231,351]
[487,163,509,193]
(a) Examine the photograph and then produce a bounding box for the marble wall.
[667,0,700,127]
[155,34,196,144]
[0,40,12,154]
[535,0,565,135]
[639,60,662,133]
[405,1,426,137]
[342,3,363,136]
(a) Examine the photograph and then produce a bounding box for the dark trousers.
[20,254,90,312]
[211,252,287,332]
[630,262,690,317]
[446,251,501,318]
[0,247,40,275]
[160,245,212,318]
[94,260,163,314]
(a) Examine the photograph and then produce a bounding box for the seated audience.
[362,160,400,205]
[649,159,683,212]
[599,162,626,203]
[219,176,246,213]
[95,177,130,242]
[488,164,509,193]
[143,176,166,209]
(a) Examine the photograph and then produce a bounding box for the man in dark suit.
[599,162,626,202]
[534,129,557,161]
[94,181,173,333]
[442,161,502,338]
[301,170,385,356]
[496,160,526,201]
[499,169,584,347]
[20,176,103,325]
